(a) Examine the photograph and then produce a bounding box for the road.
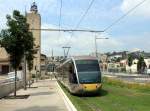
[0,75,8,84]
[103,72,150,83]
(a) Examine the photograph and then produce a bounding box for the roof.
[41,54,47,58]
[56,56,98,69]
[0,47,9,61]
[71,56,98,60]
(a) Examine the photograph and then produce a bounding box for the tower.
[26,2,41,75]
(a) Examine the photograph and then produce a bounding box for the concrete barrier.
[0,81,24,98]
[56,82,77,111]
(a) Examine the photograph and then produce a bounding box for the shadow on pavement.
[37,85,51,87]
[28,87,38,88]
[4,95,30,99]
[15,106,64,111]
[31,91,54,96]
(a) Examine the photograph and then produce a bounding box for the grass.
[59,79,150,111]
[103,77,150,93]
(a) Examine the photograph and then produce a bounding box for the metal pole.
[62,47,71,58]
[94,33,109,58]
[36,58,38,82]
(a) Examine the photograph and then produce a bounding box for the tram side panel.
[56,60,79,94]
[68,61,80,94]
[57,62,70,91]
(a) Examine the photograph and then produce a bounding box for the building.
[99,54,108,71]
[144,59,150,69]
[41,54,48,76]
[0,47,11,75]
[107,51,128,62]
[26,2,41,74]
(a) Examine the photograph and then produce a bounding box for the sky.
[0,0,150,56]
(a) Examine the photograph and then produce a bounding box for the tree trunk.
[14,68,17,97]
[29,71,31,88]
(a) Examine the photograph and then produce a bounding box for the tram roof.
[56,56,98,69]
[71,56,98,60]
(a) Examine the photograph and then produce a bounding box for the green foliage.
[59,80,150,111]
[0,10,34,70]
[26,50,34,71]
[103,77,150,91]
[127,54,133,67]
[121,67,126,72]
[137,55,146,74]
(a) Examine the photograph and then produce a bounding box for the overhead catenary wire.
[75,0,95,29]
[104,0,148,32]
[65,0,96,46]
[57,0,63,46]
[58,0,62,29]
[30,28,104,32]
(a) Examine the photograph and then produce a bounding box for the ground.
[60,82,150,111]
[0,80,68,111]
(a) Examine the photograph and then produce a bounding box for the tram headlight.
[96,84,102,89]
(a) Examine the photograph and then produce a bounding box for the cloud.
[121,0,150,18]
[41,23,71,56]
[88,32,150,54]
[41,26,124,56]
[0,0,149,56]
[0,0,56,30]
[119,32,150,52]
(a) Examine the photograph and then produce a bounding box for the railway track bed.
[59,82,150,111]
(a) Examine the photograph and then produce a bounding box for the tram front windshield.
[75,60,101,83]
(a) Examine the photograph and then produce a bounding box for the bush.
[103,77,150,91]
[32,74,36,78]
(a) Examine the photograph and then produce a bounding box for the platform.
[0,79,68,111]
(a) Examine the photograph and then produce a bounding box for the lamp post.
[95,34,109,58]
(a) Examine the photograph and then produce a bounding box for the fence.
[0,80,23,98]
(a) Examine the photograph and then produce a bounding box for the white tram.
[56,56,102,95]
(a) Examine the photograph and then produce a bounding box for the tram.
[56,56,102,95]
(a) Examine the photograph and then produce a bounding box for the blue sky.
[0,0,150,56]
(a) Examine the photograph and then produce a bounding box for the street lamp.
[95,34,109,58]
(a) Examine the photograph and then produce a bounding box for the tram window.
[69,65,73,73]
[76,60,100,72]
[69,63,77,84]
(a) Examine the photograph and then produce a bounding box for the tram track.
[80,97,101,111]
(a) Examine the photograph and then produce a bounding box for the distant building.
[99,54,108,71]
[41,54,48,76]
[107,51,128,62]
[144,59,150,69]
[0,47,11,75]
[126,59,138,73]
[26,2,41,74]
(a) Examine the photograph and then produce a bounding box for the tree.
[26,50,34,88]
[128,54,133,66]
[128,54,134,73]
[137,55,146,74]
[0,10,34,97]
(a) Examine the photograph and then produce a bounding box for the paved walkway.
[0,79,68,111]
[0,75,7,80]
